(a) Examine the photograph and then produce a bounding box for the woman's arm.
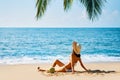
[78,58,88,71]
[70,55,75,73]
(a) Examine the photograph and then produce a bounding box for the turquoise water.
[0,28,120,64]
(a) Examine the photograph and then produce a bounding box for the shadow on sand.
[40,70,116,76]
[77,69,116,74]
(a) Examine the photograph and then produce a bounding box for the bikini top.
[72,50,81,58]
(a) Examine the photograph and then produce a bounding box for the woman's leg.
[56,67,66,72]
[52,59,65,67]
[37,59,65,72]
[56,63,72,72]
[37,67,46,72]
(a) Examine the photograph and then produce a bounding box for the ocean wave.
[0,28,120,64]
[0,54,120,64]
[82,54,120,62]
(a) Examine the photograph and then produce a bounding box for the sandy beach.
[0,62,120,80]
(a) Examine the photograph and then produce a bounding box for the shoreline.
[0,61,120,65]
[0,62,120,80]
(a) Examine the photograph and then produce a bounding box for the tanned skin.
[38,41,88,73]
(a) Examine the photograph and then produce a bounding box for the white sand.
[0,62,120,80]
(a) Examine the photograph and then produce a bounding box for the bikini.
[65,50,81,72]
[73,50,81,58]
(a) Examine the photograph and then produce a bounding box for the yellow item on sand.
[49,67,55,73]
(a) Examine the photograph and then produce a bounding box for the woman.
[38,41,88,73]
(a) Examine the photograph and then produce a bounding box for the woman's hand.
[87,69,92,72]
[72,69,77,74]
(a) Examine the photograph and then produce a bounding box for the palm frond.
[64,0,73,11]
[36,0,106,21]
[80,0,106,20]
[36,0,50,20]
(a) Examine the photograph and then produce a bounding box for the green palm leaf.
[64,0,73,11]
[36,0,50,20]
[36,0,106,21]
[80,0,106,20]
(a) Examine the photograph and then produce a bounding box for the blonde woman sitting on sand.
[38,41,88,73]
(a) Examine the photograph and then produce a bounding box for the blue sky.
[0,0,120,28]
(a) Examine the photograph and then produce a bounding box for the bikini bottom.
[65,68,72,72]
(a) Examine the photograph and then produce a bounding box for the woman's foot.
[37,67,40,71]
[37,67,46,72]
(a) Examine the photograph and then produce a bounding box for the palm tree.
[36,0,106,21]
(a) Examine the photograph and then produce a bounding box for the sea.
[0,28,120,64]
